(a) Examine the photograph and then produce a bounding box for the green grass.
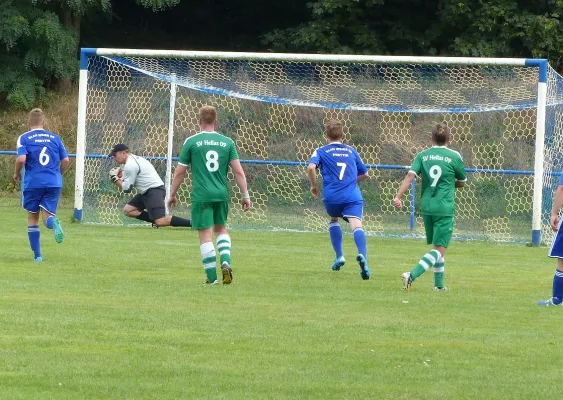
[0,196,560,399]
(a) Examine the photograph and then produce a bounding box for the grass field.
[0,196,560,399]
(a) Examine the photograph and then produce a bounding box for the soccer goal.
[74,48,563,245]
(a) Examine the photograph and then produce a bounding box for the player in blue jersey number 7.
[13,108,69,262]
[307,119,371,280]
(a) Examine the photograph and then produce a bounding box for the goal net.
[75,49,563,244]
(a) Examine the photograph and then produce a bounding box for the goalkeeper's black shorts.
[128,185,166,220]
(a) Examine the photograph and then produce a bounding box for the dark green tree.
[0,0,182,109]
[263,0,563,71]
[0,1,77,108]
[441,0,563,68]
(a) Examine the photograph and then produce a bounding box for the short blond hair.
[431,123,450,145]
[324,119,344,141]
[28,108,45,127]
[199,105,217,125]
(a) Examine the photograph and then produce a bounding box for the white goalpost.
[74,48,563,245]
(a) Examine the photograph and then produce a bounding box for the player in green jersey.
[393,123,467,291]
[168,105,251,285]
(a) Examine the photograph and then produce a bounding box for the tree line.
[1,0,562,109]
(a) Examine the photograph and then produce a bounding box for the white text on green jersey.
[196,140,227,147]
[423,154,453,163]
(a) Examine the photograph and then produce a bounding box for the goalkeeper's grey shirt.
[121,154,164,194]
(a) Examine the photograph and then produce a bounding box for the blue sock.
[353,227,367,258]
[45,216,54,229]
[328,222,343,258]
[552,269,563,304]
[28,225,41,258]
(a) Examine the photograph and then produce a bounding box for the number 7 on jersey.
[336,162,347,180]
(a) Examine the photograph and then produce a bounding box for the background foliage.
[264,0,563,67]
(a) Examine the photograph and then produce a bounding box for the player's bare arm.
[455,179,467,188]
[393,171,416,208]
[357,172,369,184]
[306,163,319,198]
[13,155,26,183]
[230,159,251,211]
[168,164,188,209]
[60,157,70,175]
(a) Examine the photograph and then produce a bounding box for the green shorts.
[191,201,229,230]
[422,215,454,247]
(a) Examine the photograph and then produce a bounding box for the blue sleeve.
[309,148,321,167]
[16,135,27,156]
[58,137,69,159]
[559,171,563,185]
[355,150,367,175]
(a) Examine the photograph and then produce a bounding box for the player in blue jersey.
[13,108,69,262]
[539,172,563,306]
[307,119,371,280]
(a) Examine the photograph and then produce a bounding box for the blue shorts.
[324,201,363,221]
[549,219,563,258]
[23,187,62,215]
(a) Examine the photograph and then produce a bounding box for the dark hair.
[324,119,343,141]
[109,143,129,157]
[431,123,450,145]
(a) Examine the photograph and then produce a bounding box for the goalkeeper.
[108,143,191,228]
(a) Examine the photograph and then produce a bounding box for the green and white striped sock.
[200,242,217,282]
[216,233,232,267]
[433,256,445,288]
[411,249,441,280]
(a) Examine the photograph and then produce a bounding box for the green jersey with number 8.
[178,131,239,202]
[409,146,466,217]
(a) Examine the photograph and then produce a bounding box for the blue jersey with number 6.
[309,142,367,204]
[17,129,68,189]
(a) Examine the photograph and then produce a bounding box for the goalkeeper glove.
[109,167,121,183]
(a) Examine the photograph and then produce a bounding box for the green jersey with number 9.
[178,131,239,202]
[409,146,467,217]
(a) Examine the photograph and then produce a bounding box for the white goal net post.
[74,48,563,245]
